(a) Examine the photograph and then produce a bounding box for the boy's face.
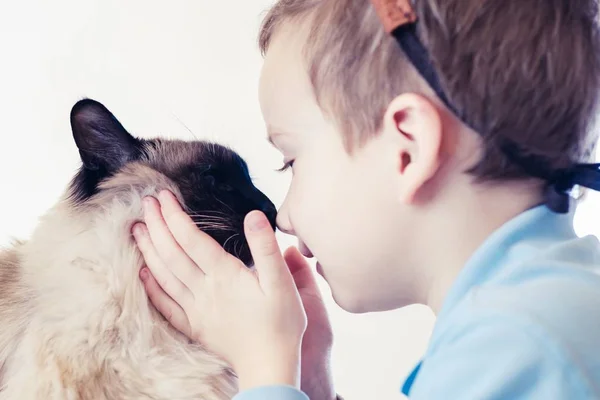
[258,24,424,312]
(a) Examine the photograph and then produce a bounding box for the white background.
[0,1,598,399]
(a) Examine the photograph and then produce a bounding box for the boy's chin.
[330,290,374,314]
[331,286,417,314]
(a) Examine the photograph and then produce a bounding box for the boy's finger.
[245,210,291,290]
[157,190,233,275]
[283,246,309,275]
[140,267,192,338]
[133,223,195,308]
[142,195,205,284]
[284,246,320,292]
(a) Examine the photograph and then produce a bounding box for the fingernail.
[247,211,268,232]
[140,267,149,281]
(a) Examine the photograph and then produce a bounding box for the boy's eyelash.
[276,160,294,173]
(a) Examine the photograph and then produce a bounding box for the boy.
[131,0,600,398]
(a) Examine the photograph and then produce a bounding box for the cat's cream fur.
[0,162,238,399]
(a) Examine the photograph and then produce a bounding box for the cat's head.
[68,98,277,267]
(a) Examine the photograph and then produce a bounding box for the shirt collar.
[401,202,578,396]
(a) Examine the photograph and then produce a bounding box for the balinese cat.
[0,99,278,399]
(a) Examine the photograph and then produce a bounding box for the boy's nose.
[274,195,294,235]
[275,210,294,235]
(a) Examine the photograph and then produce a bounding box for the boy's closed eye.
[276,160,295,173]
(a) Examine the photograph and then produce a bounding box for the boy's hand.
[132,190,307,391]
[285,247,337,400]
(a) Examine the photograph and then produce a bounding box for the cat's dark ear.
[70,99,143,172]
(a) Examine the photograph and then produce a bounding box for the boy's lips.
[298,241,313,258]
[298,241,322,276]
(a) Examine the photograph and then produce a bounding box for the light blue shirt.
[233,203,600,400]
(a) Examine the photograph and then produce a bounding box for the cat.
[0,99,278,399]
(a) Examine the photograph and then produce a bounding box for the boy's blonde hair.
[259,0,600,182]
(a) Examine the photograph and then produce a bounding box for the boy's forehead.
[258,24,325,142]
[258,26,307,109]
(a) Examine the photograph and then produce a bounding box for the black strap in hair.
[392,24,463,121]
[499,139,600,213]
[389,21,600,214]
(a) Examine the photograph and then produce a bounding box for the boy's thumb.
[284,246,319,292]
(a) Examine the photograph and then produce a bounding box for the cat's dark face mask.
[67,98,277,267]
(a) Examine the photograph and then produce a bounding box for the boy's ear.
[70,99,143,173]
[381,93,443,203]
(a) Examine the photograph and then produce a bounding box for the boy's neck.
[420,179,545,314]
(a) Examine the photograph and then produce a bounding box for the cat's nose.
[261,202,277,231]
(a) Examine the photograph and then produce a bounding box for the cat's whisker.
[189,215,229,220]
[189,214,231,220]
[192,216,231,221]
[187,210,231,216]
[190,218,229,223]
[170,111,198,140]
[193,219,228,223]
[193,224,237,232]
[214,197,237,215]
[193,223,232,229]
[192,214,232,220]
[223,233,240,252]
[191,220,230,225]
[234,239,243,260]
